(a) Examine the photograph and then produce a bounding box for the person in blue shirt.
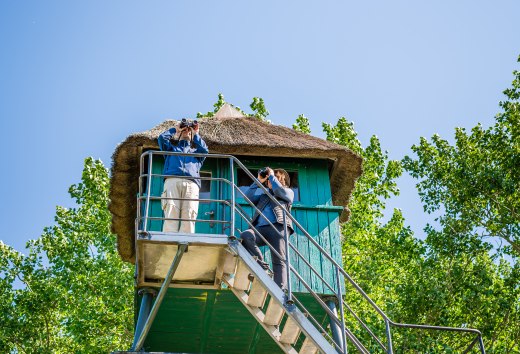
[158,120,209,233]
[240,167,294,290]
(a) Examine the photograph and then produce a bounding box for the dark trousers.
[240,223,288,290]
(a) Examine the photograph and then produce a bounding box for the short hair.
[274,168,290,187]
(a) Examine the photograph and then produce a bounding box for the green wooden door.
[195,158,222,234]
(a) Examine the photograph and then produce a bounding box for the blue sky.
[1,1,518,253]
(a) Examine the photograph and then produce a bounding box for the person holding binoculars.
[240,167,294,290]
[158,119,209,233]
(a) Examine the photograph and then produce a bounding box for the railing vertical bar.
[282,210,292,303]
[385,319,394,354]
[136,153,145,268]
[478,335,486,354]
[462,335,480,354]
[229,157,235,238]
[335,267,348,354]
[138,153,144,231]
[143,151,154,232]
[291,294,338,346]
[291,267,370,353]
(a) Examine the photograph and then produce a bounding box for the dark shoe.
[248,268,273,282]
[265,268,274,278]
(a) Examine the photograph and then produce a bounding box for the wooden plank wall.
[236,158,343,295]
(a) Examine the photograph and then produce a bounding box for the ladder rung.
[280,316,301,345]
[233,260,251,291]
[299,338,319,354]
[247,278,268,308]
[264,298,284,326]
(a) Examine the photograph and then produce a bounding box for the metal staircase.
[224,240,337,354]
[125,151,486,354]
[128,230,337,353]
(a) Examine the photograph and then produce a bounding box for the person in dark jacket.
[240,167,294,290]
[158,120,209,233]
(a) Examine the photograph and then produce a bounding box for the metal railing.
[136,151,486,354]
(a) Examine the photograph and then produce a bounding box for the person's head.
[272,168,290,188]
[179,127,192,140]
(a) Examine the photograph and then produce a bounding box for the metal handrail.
[288,243,386,350]
[137,150,486,353]
[290,294,342,351]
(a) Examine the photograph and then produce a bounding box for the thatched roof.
[110,105,363,263]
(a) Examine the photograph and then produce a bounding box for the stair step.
[222,275,298,354]
[226,242,338,354]
[279,316,301,345]
[300,338,319,354]
[264,298,285,326]
[247,278,268,308]
[222,249,237,275]
[233,260,251,291]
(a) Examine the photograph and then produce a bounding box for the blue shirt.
[157,128,209,187]
[245,175,294,227]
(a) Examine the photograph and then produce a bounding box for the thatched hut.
[109,104,362,264]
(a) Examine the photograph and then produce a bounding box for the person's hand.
[175,122,188,132]
[258,173,268,184]
[266,167,274,177]
[173,123,183,139]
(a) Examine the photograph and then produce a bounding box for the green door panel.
[195,159,220,234]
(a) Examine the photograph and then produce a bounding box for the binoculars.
[179,118,198,129]
[258,167,270,178]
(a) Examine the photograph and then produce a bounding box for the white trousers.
[161,177,200,233]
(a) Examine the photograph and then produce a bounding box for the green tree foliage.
[2,85,518,352]
[292,114,311,134]
[197,93,226,118]
[397,250,519,353]
[320,113,519,351]
[402,56,520,257]
[399,55,520,352]
[0,158,133,353]
[197,93,270,121]
[249,97,270,121]
[323,118,427,350]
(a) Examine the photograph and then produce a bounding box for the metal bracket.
[138,288,158,298]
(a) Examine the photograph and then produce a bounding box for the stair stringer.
[224,241,338,354]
